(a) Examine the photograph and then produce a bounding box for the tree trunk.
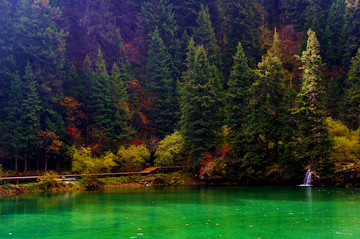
[44,154,47,172]
[37,149,42,169]
[56,158,60,172]
[24,155,28,173]
[15,157,18,174]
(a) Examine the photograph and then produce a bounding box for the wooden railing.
[0,166,182,182]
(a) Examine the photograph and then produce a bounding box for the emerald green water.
[1,186,360,238]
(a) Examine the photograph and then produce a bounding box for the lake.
[1,186,360,238]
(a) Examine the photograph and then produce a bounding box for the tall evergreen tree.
[343,1,360,68]
[193,4,220,67]
[141,0,182,80]
[13,0,66,91]
[223,0,262,68]
[88,48,115,145]
[243,30,285,178]
[304,0,323,33]
[226,42,252,159]
[146,29,176,138]
[21,63,42,172]
[2,74,25,172]
[322,0,346,66]
[110,63,135,144]
[343,48,360,130]
[296,29,332,172]
[180,45,223,166]
[279,0,308,30]
[114,28,132,80]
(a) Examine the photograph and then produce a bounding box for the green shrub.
[146,172,187,186]
[37,172,63,190]
[116,144,150,171]
[71,147,116,174]
[81,176,104,190]
[155,131,185,166]
[327,117,360,169]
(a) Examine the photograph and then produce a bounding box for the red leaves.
[65,124,81,139]
[130,139,145,146]
[200,152,213,166]
[65,124,82,146]
[216,143,232,157]
[199,143,234,177]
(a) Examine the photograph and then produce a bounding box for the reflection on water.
[1,186,360,238]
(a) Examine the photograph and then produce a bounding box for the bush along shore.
[3,168,360,197]
[0,172,201,196]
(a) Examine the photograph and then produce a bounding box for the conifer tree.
[141,0,182,80]
[114,28,132,80]
[146,29,176,138]
[223,0,262,68]
[343,48,360,130]
[110,63,135,144]
[296,29,332,172]
[183,38,197,77]
[243,30,285,177]
[89,48,115,145]
[77,0,117,63]
[280,84,299,169]
[322,0,346,66]
[2,74,25,172]
[193,4,221,67]
[14,0,66,95]
[180,45,223,165]
[343,1,360,68]
[304,0,322,34]
[21,63,42,172]
[178,38,197,110]
[226,42,252,158]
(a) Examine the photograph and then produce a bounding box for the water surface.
[1,186,360,238]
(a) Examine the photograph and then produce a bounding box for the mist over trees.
[1,0,360,183]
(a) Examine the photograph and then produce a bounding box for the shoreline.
[1,172,358,197]
[0,172,206,197]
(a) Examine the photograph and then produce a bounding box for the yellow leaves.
[71,147,116,174]
[116,144,150,172]
[40,129,62,154]
[327,117,360,169]
[326,117,350,137]
[60,96,84,122]
[268,142,276,149]
[138,111,149,126]
[155,131,184,166]
[266,164,285,176]
[117,100,130,114]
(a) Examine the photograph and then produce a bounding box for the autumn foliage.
[199,144,233,178]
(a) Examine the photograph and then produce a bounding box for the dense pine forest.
[1,0,360,184]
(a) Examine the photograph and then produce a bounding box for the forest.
[0,0,360,184]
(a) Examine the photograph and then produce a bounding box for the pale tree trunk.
[15,157,18,174]
[24,155,28,173]
[44,154,48,172]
